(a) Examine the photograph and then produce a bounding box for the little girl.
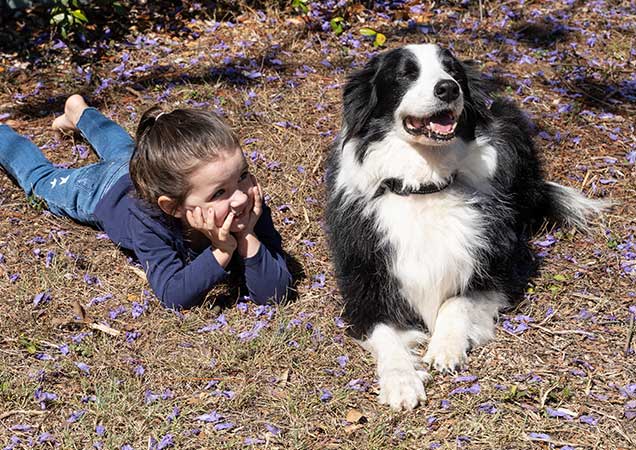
[0,95,291,308]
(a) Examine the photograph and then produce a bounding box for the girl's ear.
[158,195,182,217]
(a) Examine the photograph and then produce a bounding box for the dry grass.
[1,1,635,449]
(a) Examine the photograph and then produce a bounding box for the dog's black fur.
[326,44,597,340]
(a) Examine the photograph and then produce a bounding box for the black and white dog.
[325,44,606,410]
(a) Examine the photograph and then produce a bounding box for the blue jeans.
[0,108,133,225]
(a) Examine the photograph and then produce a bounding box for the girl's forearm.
[236,232,261,258]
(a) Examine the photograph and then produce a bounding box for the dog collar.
[373,172,457,198]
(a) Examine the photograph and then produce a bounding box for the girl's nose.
[230,190,248,209]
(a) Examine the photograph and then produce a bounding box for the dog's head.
[342,44,492,158]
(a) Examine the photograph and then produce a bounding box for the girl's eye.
[239,171,249,181]
[211,189,225,200]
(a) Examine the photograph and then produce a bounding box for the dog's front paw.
[378,368,428,410]
[423,334,469,373]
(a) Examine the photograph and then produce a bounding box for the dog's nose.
[434,80,460,103]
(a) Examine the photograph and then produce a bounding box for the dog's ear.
[459,59,493,123]
[342,54,383,144]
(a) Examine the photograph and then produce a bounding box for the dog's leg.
[423,291,507,372]
[360,323,429,410]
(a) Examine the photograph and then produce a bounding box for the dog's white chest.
[374,192,484,330]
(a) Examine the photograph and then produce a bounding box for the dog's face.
[342,44,489,158]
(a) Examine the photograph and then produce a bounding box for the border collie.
[325,43,606,410]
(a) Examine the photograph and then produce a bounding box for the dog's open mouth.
[403,110,458,141]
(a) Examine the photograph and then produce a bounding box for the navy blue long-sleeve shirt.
[93,174,291,309]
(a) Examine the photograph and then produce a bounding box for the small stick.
[529,324,595,337]
[0,410,46,420]
[625,314,635,356]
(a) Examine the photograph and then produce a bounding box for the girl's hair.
[129,106,240,213]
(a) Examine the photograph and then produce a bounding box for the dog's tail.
[544,181,611,231]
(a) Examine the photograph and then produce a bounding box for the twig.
[625,314,635,356]
[0,410,46,420]
[529,324,595,337]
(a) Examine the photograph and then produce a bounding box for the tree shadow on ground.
[4,45,295,120]
[0,0,287,65]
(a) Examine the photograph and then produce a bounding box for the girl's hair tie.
[156,111,167,120]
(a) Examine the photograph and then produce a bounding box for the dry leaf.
[277,369,290,386]
[88,322,120,336]
[128,266,147,282]
[343,423,364,434]
[345,408,366,424]
[72,299,89,323]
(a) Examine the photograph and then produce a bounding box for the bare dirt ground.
[0,1,635,449]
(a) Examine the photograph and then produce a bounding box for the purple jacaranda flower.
[145,390,161,404]
[11,424,32,432]
[161,389,174,400]
[34,388,57,409]
[335,317,346,328]
[88,294,113,306]
[336,355,349,368]
[502,314,534,335]
[71,332,91,344]
[167,406,179,423]
[450,383,481,395]
[535,234,556,247]
[134,365,145,377]
[109,305,126,319]
[83,273,101,285]
[264,423,281,435]
[131,300,148,319]
[9,273,20,283]
[121,445,134,450]
[33,291,51,307]
[67,410,86,423]
[156,434,174,449]
[75,362,90,375]
[528,432,550,440]
[96,424,105,436]
[126,331,140,343]
[35,353,53,361]
[440,399,451,409]
[453,374,477,383]
[546,407,575,420]
[73,144,89,159]
[478,402,497,414]
[311,273,326,289]
[96,232,109,240]
[195,411,223,423]
[579,414,598,425]
[45,251,54,268]
[238,320,268,342]
[625,400,636,419]
[214,422,234,431]
[37,432,56,444]
[346,378,370,392]
[319,388,333,402]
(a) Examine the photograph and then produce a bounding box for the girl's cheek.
[213,202,229,227]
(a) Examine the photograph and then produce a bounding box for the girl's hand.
[186,206,237,255]
[235,174,263,240]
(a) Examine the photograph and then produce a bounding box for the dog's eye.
[398,58,419,80]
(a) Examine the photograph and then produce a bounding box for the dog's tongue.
[428,112,455,134]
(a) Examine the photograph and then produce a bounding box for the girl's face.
[178,148,253,233]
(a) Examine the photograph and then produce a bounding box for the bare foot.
[52,94,89,132]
